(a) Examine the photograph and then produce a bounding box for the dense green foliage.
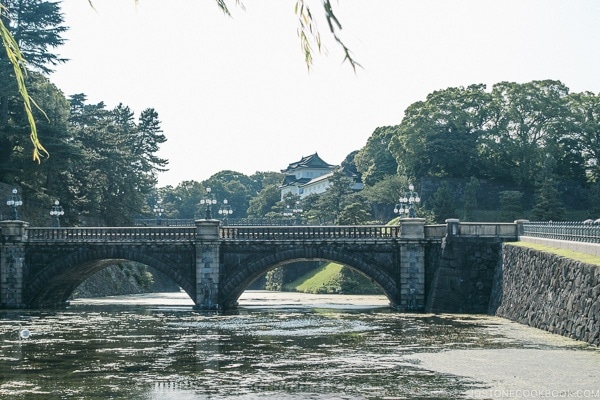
[357,80,600,222]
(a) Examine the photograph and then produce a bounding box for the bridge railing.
[22,222,522,243]
[219,225,401,240]
[522,221,600,244]
[424,224,446,238]
[27,226,197,242]
[133,218,302,227]
[457,222,518,237]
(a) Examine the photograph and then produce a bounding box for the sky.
[48,0,600,187]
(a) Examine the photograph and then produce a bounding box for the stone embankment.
[72,264,179,299]
[495,244,599,346]
[425,236,504,314]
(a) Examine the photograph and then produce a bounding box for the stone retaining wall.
[494,244,600,346]
[425,236,505,314]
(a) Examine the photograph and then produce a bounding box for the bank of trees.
[0,0,169,225]
[1,80,168,225]
[354,80,600,222]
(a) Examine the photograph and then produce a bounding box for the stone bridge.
[0,219,519,311]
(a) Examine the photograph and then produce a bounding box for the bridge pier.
[0,221,29,309]
[195,220,222,310]
[397,218,425,312]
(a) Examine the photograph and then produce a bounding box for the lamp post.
[200,187,217,220]
[49,200,64,227]
[283,201,303,225]
[6,188,23,220]
[218,199,233,225]
[153,200,164,226]
[394,183,421,218]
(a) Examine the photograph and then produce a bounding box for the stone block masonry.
[425,236,505,314]
[495,244,599,346]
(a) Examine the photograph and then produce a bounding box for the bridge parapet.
[26,226,196,243]
[522,221,600,243]
[454,222,518,238]
[219,225,402,241]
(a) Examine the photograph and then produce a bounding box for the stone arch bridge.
[0,219,519,311]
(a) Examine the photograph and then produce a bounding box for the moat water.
[1,291,599,399]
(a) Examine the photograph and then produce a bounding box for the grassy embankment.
[508,241,600,266]
[283,262,381,294]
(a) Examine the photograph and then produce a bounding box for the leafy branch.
[0,4,48,162]
[295,0,360,71]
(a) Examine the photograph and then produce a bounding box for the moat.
[1,291,599,399]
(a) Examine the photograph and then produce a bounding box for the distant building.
[280,153,363,200]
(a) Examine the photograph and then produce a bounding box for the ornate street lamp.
[218,199,234,225]
[49,200,64,227]
[6,188,23,220]
[283,201,303,225]
[153,200,164,226]
[200,187,217,219]
[394,183,421,218]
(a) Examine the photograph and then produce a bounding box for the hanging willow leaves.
[0,4,48,162]
[295,0,360,71]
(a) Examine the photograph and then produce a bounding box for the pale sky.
[49,0,600,187]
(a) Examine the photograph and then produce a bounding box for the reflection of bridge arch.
[24,245,196,308]
[220,244,400,309]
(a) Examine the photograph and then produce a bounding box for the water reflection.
[0,291,598,399]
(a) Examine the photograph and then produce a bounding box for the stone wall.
[72,264,180,299]
[494,244,600,346]
[425,236,505,314]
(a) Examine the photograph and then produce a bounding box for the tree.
[499,191,523,222]
[0,0,66,73]
[65,98,168,225]
[531,156,565,221]
[428,181,457,223]
[0,73,79,225]
[462,177,480,221]
[588,184,600,219]
[0,0,67,160]
[389,85,491,181]
[337,202,370,225]
[483,80,572,187]
[309,169,355,224]
[161,180,205,219]
[247,184,281,218]
[136,108,168,178]
[567,91,600,183]
[354,126,398,186]
[360,174,411,223]
[203,170,258,219]
[249,171,284,189]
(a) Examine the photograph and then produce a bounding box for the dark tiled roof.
[281,176,311,188]
[281,153,335,173]
[299,171,334,187]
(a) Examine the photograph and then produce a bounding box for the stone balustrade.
[219,225,402,240]
[27,226,197,242]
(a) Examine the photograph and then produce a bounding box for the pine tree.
[531,156,565,221]
[462,177,480,221]
[429,181,457,223]
[499,191,523,222]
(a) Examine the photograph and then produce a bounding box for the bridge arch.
[220,246,400,309]
[25,246,195,308]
